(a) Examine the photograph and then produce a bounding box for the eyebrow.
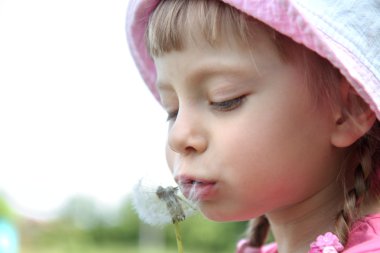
[157,64,252,91]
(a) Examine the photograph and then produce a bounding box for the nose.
[167,108,207,155]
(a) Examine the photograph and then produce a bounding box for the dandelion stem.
[174,222,184,253]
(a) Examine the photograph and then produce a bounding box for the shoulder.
[236,240,277,253]
[344,213,380,252]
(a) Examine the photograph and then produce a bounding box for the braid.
[246,215,270,247]
[335,164,367,244]
[368,122,380,194]
[335,121,380,244]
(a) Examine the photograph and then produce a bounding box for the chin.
[200,207,254,222]
[197,200,264,222]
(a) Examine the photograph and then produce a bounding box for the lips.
[176,176,217,201]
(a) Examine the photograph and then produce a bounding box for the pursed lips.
[175,175,217,201]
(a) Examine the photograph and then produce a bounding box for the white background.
[0,0,170,219]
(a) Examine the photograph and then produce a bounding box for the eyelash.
[210,95,246,111]
[165,95,246,122]
[166,110,178,121]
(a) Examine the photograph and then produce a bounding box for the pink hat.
[126,0,380,121]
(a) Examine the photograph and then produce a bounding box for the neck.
[266,182,344,253]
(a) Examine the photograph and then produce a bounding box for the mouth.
[176,176,217,201]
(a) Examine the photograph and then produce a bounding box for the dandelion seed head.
[132,177,197,226]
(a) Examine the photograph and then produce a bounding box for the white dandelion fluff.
[132,177,197,226]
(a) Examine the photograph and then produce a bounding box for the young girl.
[126,0,380,252]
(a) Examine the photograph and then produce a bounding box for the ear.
[331,78,376,148]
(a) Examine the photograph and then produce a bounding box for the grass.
[21,243,208,253]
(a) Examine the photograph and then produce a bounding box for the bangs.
[146,0,257,57]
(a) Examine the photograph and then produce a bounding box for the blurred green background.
[1,195,249,253]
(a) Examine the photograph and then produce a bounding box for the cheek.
[165,144,175,174]
[216,101,336,187]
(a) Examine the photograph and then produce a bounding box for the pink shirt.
[236,214,380,253]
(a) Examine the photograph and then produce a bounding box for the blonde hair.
[146,0,380,247]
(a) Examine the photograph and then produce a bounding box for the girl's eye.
[166,110,178,121]
[210,95,246,111]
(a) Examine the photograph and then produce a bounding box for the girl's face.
[154,31,344,221]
